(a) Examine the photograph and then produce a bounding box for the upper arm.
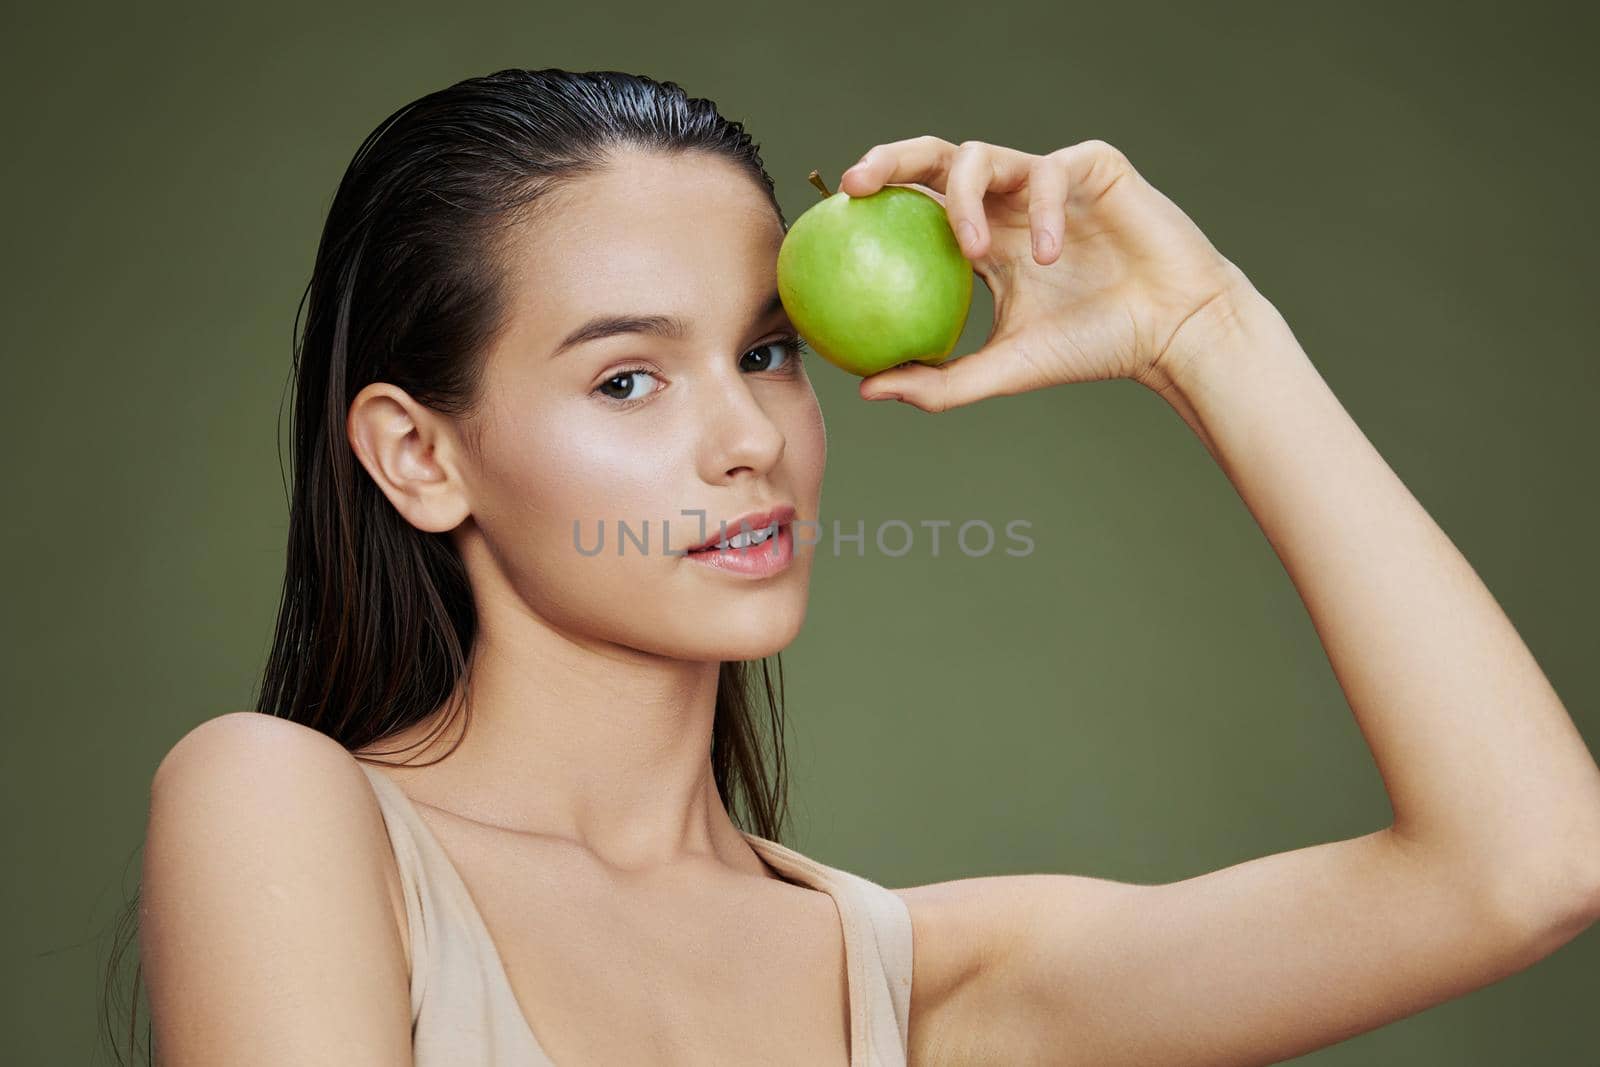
[141,711,413,1066]
[895,829,1580,1067]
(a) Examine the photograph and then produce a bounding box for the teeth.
[712,523,777,550]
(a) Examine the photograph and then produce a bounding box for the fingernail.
[869,392,900,402]
[1035,228,1055,258]
[958,220,978,252]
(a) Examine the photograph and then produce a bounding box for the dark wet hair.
[101,68,793,1064]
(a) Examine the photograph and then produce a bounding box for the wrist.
[1133,268,1306,463]
[1144,268,1299,403]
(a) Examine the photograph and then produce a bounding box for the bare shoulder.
[149,712,401,888]
[894,831,1550,1066]
[142,711,414,1066]
[154,709,360,785]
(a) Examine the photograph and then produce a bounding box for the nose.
[697,369,787,484]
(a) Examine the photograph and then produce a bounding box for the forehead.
[499,150,784,337]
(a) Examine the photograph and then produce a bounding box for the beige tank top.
[357,761,915,1065]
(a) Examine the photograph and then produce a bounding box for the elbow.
[1487,846,1600,951]
[1556,838,1600,928]
[1574,847,1600,929]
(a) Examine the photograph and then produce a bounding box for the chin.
[717,636,794,662]
[696,606,807,663]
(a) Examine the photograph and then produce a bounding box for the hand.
[838,136,1261,412]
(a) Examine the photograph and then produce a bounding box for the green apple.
[777,171,973,378]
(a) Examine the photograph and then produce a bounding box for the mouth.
[684,515,797,578]
[684,503,798,554]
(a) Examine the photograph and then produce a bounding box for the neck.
[361,612,760,877]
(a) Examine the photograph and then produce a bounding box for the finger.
[858,347,1028,414]
[1027,154,1070,265]
[1047,138,1137,208]
[838,135,958,198]
[943,141,1033,260]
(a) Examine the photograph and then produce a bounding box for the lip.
[684,519,796,578]
[684,503,798,553]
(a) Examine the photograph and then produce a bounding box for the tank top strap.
[356,760,436,1024]
[356,759,560,1063]
[740,831,915,1064]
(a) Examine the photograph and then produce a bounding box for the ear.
[346,382,471,534]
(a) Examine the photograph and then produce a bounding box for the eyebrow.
[550,290,786,359]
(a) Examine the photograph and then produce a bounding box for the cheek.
[469,407,696,635]
[465,389,824,659]
[792,394,828,494]
[482,399,676,524]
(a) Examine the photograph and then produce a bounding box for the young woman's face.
[455,148,827,662]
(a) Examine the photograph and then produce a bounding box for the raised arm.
[834,135,1600,1065]
[1150,281,1600,922]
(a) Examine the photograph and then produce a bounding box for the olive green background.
[4,0,1596,1062]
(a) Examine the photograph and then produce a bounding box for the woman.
[126,68,1600,1065]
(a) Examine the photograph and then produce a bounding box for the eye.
[742,333,810,374]
[593,367,662,405]
[592,335,809,409]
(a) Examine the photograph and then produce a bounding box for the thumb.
[858,344,1030,413]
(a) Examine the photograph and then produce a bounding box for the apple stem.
[807,169,832,198]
